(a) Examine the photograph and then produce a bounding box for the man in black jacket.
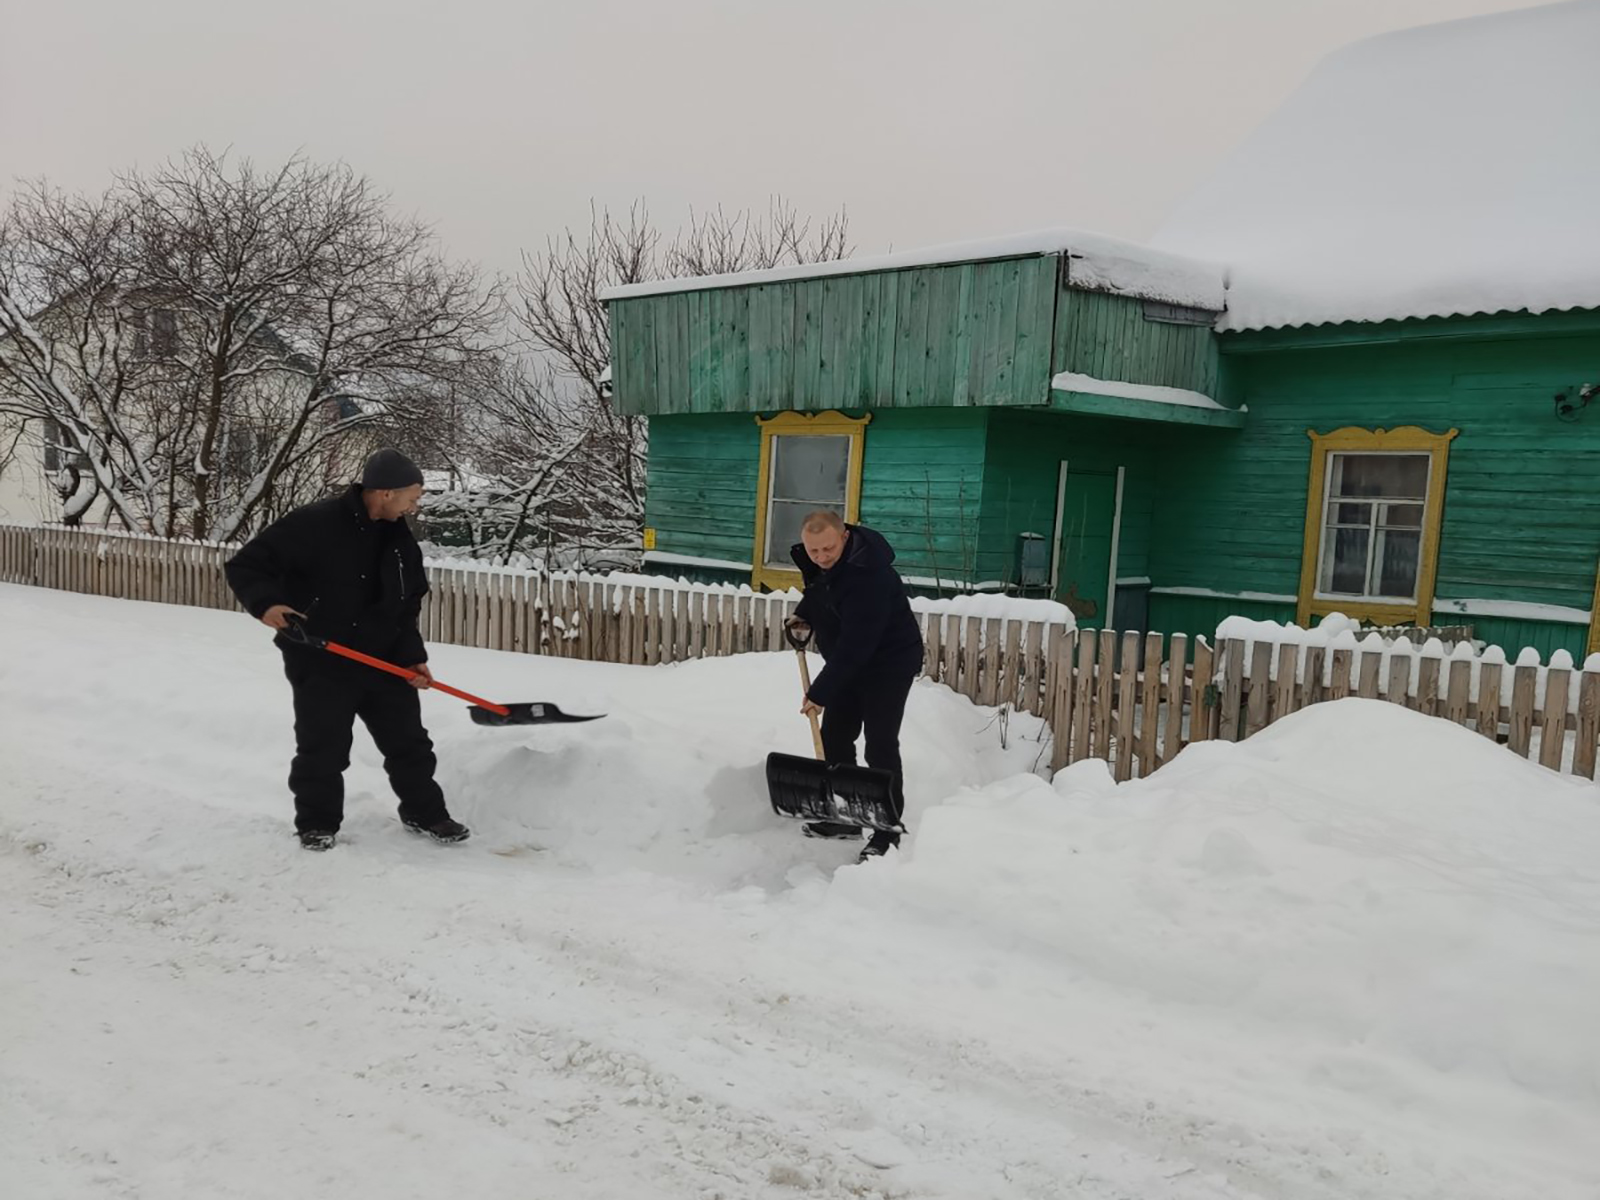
[788,510,924,860]
[224,449,469,851]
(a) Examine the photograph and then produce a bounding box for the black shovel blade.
[469,702,606,727]
[765,752,902,832]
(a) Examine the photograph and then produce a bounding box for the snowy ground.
[3,582,1598,1200]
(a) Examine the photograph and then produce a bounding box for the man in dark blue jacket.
[224,449,469,851]
[788,511,924,859]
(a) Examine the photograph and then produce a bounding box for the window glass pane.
[1320,450,1433,598]
[1376,529,1421,598]
[1329,500,1372,526]
[770,435,848,504]
[766,499,843,567]
[1319,527,1370,594]
[1379,503,1424,529]
[1330,453,1428,500]
[151,309,178,358]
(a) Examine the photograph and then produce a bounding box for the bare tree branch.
[0,147,501,538]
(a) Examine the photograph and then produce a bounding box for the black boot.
[403,817,471,844]
[298,830,337,851]
[857,829,900,862]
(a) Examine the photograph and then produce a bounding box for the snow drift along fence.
[1208,636,1600,778]
[5,523,1600,782]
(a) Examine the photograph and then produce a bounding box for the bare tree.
[664,197,851,279]
[505,198,851,565]
[0,148,500,538]
[0,184,157,527]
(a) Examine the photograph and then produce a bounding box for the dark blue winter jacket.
[790,524,923,707]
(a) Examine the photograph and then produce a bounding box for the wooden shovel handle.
[794,649,825,760]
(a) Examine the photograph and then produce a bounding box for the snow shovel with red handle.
[764,624,902,832]
[283,616,603,727]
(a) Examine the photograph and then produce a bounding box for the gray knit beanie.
[360,449,424,490]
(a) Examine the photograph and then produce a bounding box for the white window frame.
[750,411,869,592]
[1313,450,1431,605]
[761,433,853,569]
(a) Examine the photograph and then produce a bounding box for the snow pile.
[908,590,1076,631]
[1217,610,1371,648]
[850,702,1600,1150]
[1154,1,1600,330]
[3,583,1598,1199]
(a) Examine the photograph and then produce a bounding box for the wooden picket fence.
[0,522,238,610]
[1207,637,1600,779]
[4,521,1596,781]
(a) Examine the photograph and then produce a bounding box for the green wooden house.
[602,1,1600,659]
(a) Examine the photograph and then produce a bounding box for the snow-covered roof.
[599,228,1226,311]
[1152,1,1600,331]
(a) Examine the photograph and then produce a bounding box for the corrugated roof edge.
[1219,299,1600,335]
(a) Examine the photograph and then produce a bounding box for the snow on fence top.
[447,563,1077,629]
[1153,2,1600,330]
[599,227,1226,312]
[1,520,238,552]
[1216,611,1598,709]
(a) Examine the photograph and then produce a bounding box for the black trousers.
[281,654,450,833]
[819,666,917,826]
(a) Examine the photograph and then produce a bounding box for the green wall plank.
[610,255,1061,415]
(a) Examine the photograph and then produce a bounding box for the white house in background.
[0,287,378,533]
[0,415,89,525]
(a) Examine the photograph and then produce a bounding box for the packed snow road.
[3,583,1596,1199]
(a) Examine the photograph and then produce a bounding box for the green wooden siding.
[641,409,988,584]
[641,414,761,569]
[1444,614,1584,661]
[979,411,1159,610]
[855,409,988,584]
[611,257,1058,416]
[1052,289,1223,398]
[1146,313,1600,652]
[1148,593,1296,638]
[644,407,1165,598]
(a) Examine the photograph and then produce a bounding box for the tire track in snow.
[4,821,1305,1200]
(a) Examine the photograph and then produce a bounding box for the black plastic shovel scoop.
[765,629,901,832]
[284,617,604,727]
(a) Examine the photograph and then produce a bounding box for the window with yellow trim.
[751,412,869,590]
[1297,426,1456,626]
[1317,453,1430,602]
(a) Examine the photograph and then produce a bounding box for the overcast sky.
[0,0,1554,280]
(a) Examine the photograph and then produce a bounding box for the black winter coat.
[224,484,430,665]
[791,524,923,707]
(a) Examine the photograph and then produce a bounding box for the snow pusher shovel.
[283,617,603,727]
[765,626,901,832]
